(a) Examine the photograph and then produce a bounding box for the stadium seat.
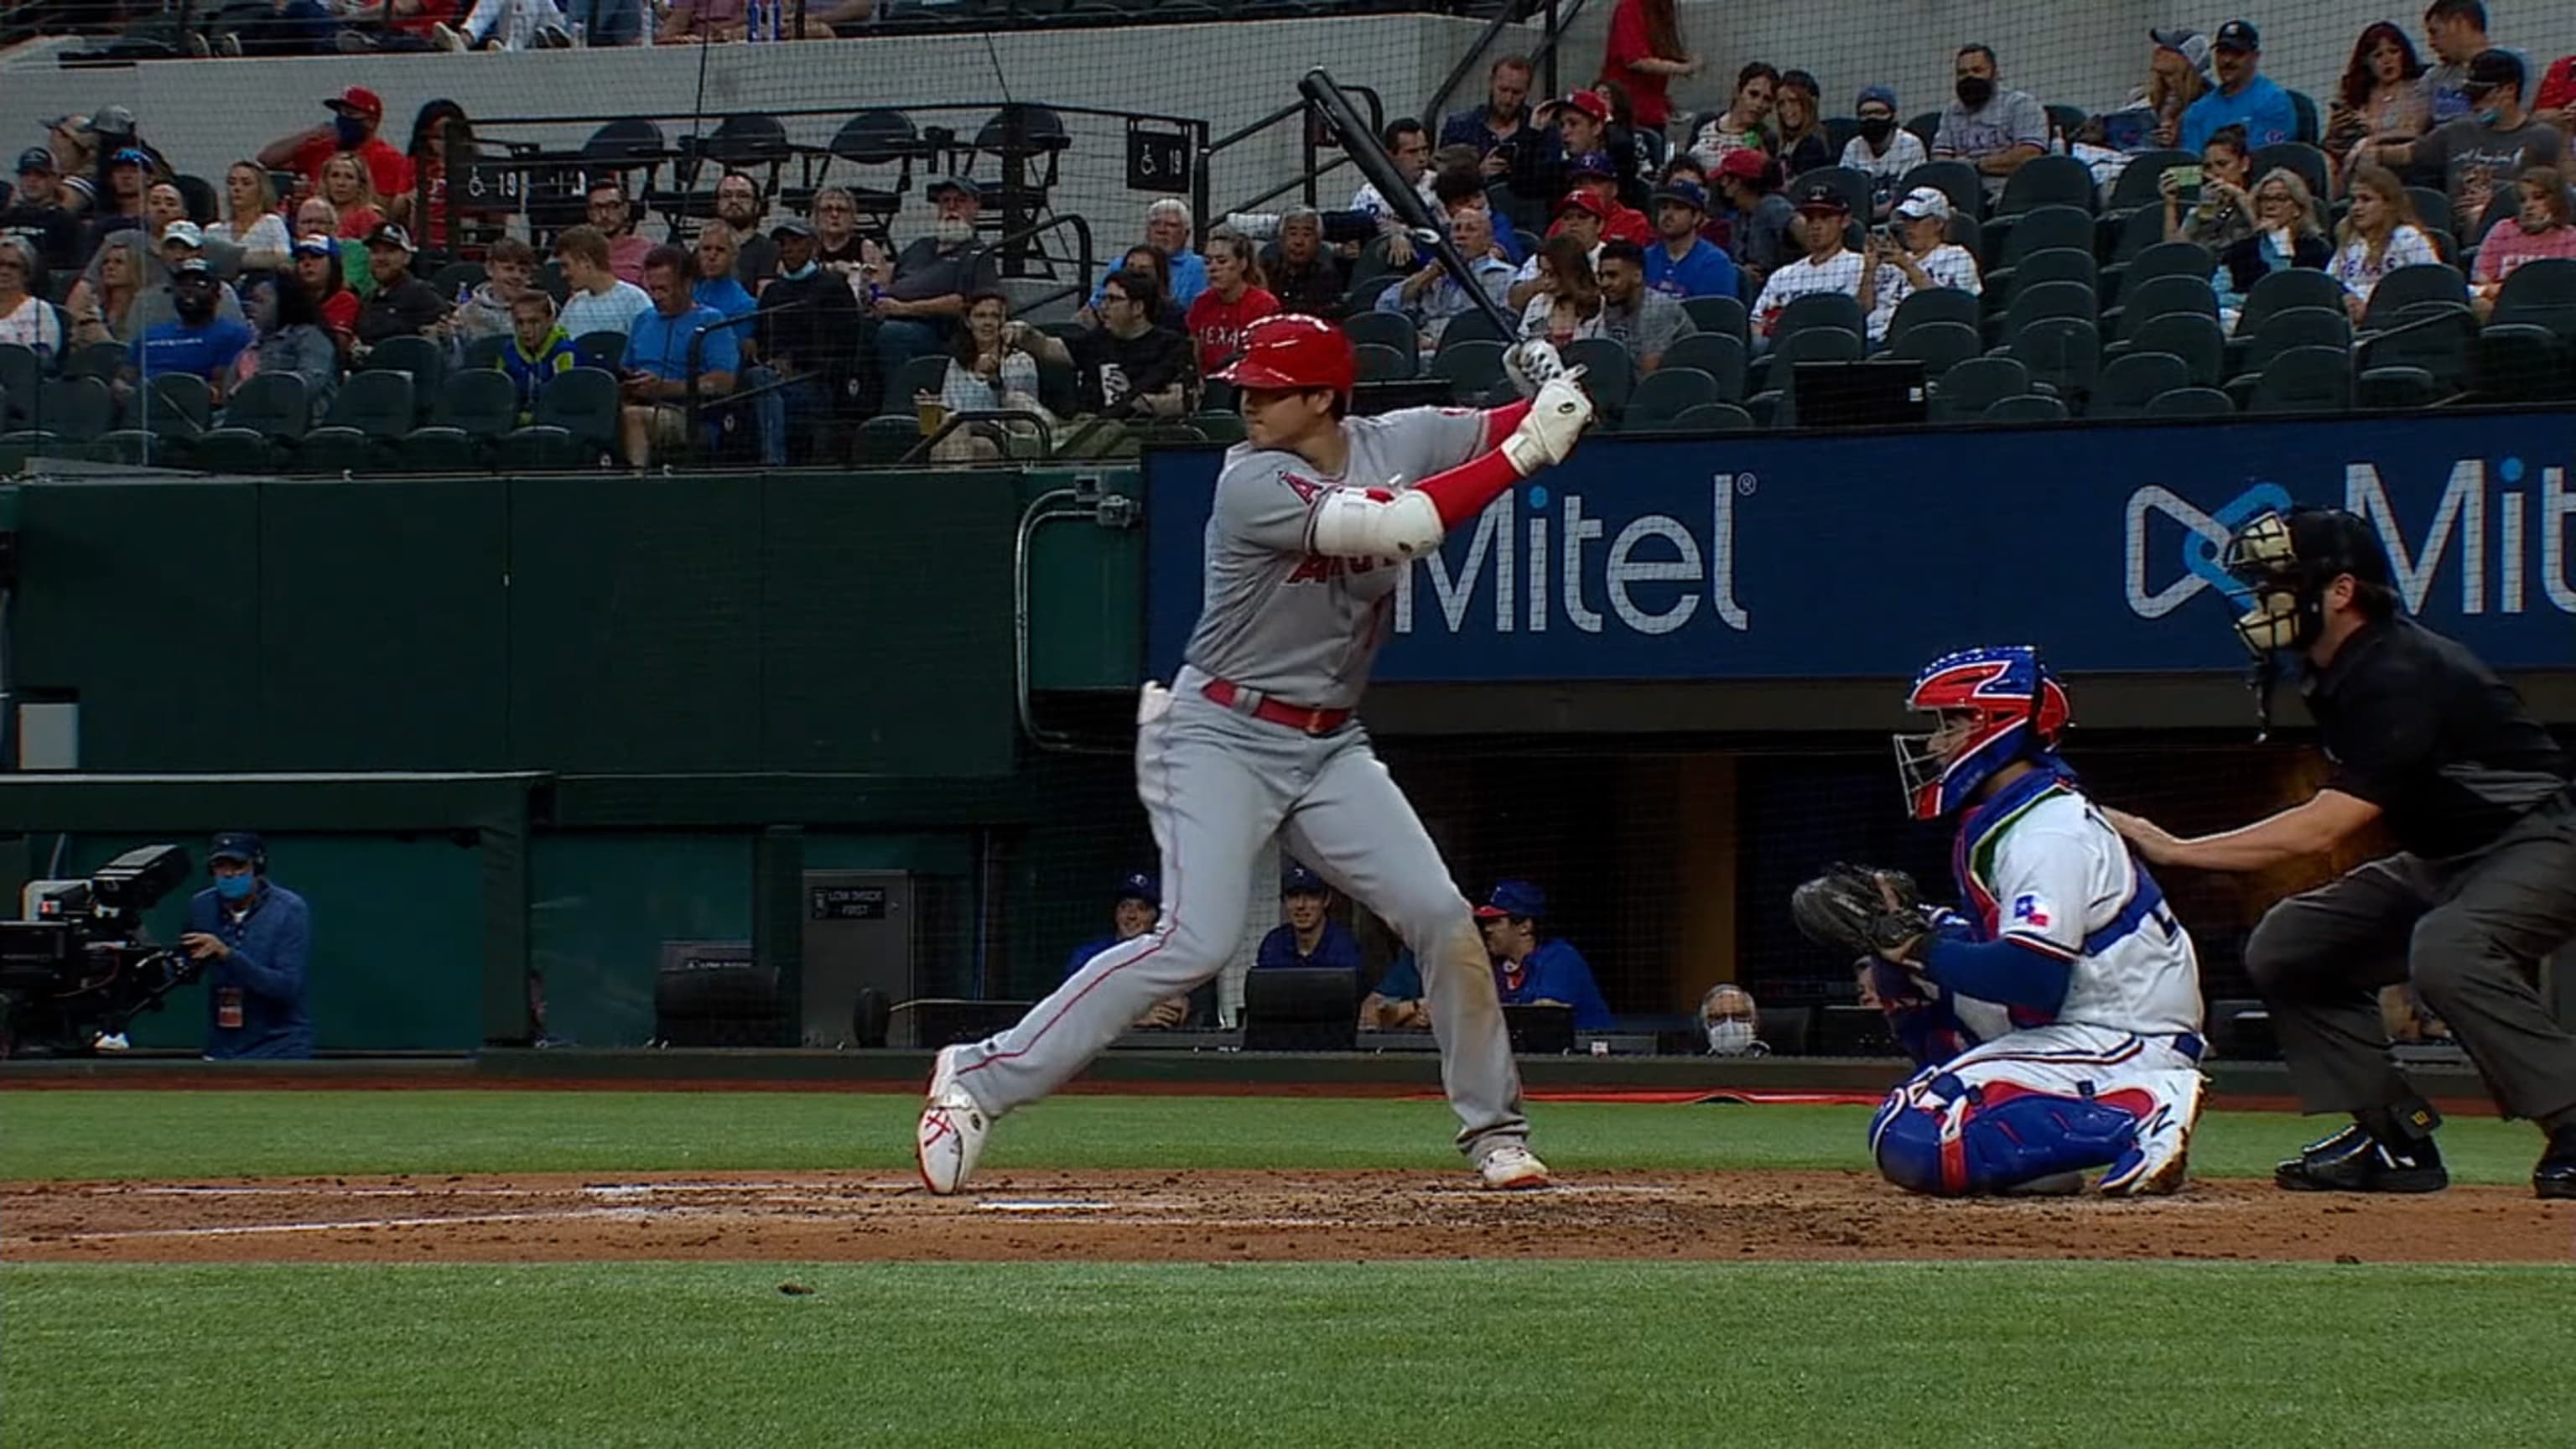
[39,377,113,442]
[494,424,589,470]
[2234,267,2346,337]
[2142,385,2234,417]
[143,372,212,437]
[64,340,129,382]
[1679,294,1748,345]
[2244,345,2352,413]
[436,369,522,438]
[397,426,483,472]
[1897,160,1982,221]
[2360,307,2474,392]
[824,109,920,233]
[366,335,446,404]
[2229,307,2351,396]
[2470,324,2568,401]
[1436,307,1511,351]
[2090,351,2191,418]
[1750,325,1866,427]
[2355,366,2438,409]
[1669,401,1757,434]
[322,369,418,440]
[2490,257,2576,340]
[2360,263,2469,328]
[572,330,629,371]
[1659,333,1745,400]
[2288,89,2322,144]
[874,354,950,416]
[1885,287,1980,345]
[2,347,51,429]
[84,428,177,466]
[221,371,310,439]
[1772,291,1867,350]
[1996,155,2096,216]
[2102,240,2211,309]
[1887,319,1981,377]
[1341,311,1416,356]
[1351,340,1414,382]
[462,334,512,373]
[427,261,486,297]
[532,366,622,449]
[2109,273,2220,341]
[1991,247,2097,304]
[2008,317,2101,401]
[1996,280,2096,349]
[1931,355,2029,421]
[2106,202,2177,262]
[1982,392,2067,423]
[187,427,277,472]
[293,426,377,474]
[1562,338,1635,418]
[1988,205,2096,272]
[0,429,60,475]
[1428,340,1507,403]
[2106,150,2195,213]
[1623,366,1721,429]
[1903,112,1945,149]
[850,413,922,465]
[1190,409,1245,444]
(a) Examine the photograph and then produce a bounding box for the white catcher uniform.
[1869,767,2209,1196]
[921,370,1587,1192]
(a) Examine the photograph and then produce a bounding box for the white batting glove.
[1503,339,1566,397]
[1499,374,1593,475]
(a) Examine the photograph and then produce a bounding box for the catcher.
[1794,646,2207,1197]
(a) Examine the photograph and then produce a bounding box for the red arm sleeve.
[1479,398,1531,449]
[1410,447,1524,529]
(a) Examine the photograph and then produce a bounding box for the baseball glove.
[1791,863,1929,963]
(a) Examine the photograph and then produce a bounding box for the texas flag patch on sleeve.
[2010,893,2052,929]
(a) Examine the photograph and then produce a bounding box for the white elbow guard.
[1309,486,1445,559]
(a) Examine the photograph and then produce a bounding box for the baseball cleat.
[2532,1128,2576,1201]
[2274,1124,2448,1193]
[1477,1144,1551,1190]
[2100,1075,2205,1197]
[915,1046,989,1196]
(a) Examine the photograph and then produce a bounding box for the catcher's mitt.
[1791,863,1929,962]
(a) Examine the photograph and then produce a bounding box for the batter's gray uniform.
[950,406,1532,1161]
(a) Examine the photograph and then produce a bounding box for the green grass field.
[5,1092,2569,1448]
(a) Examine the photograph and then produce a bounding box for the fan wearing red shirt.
[1552,154,1654,244]
[1597,0,1701,132]
[1184,228,1280,376]
[259,87,416,205]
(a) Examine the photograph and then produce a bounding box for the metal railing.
[1196,85,1385,237]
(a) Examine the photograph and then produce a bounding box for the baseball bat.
[1299,68,1520,336]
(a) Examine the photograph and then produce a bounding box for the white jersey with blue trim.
[1954,783,2204,1039]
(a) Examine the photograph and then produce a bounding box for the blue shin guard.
[1872,1075,2145,1196]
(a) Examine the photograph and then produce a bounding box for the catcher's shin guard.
[1870,1072,2148,1196]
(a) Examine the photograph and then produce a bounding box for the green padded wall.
[528,832,754,1049]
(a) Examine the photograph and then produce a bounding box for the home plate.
[976,1200,1120,1213]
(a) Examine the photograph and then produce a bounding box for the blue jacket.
[1255,919,1364,975]
[1495,938,1614,1030]
[186,881,313,1059]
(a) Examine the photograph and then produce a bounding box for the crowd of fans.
[5,0,2576,464]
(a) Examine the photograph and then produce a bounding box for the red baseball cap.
[1715,148,1770,182]
[325,86,385,122]
[1554,190,1607,220]
[1546,91,1611,125]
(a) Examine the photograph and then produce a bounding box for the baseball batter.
[1796,647,2208,1197]
[918,314,1595,1194]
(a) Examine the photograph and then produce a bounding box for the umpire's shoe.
[2535,1128,2576,1201]
[2276,1124,2449,1193]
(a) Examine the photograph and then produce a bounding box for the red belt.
[1199,677,1352,736]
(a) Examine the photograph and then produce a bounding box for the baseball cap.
[1114,870,1159,907]
[1795,180,1851,213]
[2465,48,2525,93]
[1546,91,1611,125]
[290,234,336,258]
[1893,185,1952,221]
[326,86,386,121]
[1855,85,1898,114]
[208,831,264,865]
[1567,150,1618,180]
[108,147,150,168]
[1280,863,1329,896]
[1714,148,1770,183]
[90,105,138,138]
[1652,179,1709,212]
[925,174,977,201]
[1473,879,1547,921]
[173,257,214,278]
[2150,28,2214,74]
[770,217,815,240]
[365,221,415,252]
[161,219,205,249]
[2212,19,2258,53]
[16,147,57,174]
[1553,189,1607,220]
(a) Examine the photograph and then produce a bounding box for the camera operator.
[179,832,313,1060]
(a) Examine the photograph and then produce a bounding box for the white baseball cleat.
[1478,1143,1552,1190]
[2099,1074,2206,1197]
[915,1045,989,1197]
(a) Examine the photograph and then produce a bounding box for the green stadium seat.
[0,345,43,429]
[2470,324,2568,401]
[1897,160,1981,221]
[1931,355,2030,421]
[1351,340,1414,381]
[1659,332,1746,399]
[2142,385,2234,417]
[1668,401,1756,434]
[2234,267,2346,336]
[463,334,512,372]
[2115,310,2225,386]
[321,369,418,440]
[187,426,278,472]
[293,425,377,474]
[83,428,182,466]
[2358,308,2473,391]
[221,371,311,439]
[1190,409,1246,444]
[1997,156,2098,217]
[532,367,622,449]
[1437,307,1514,351]
[0,428,60,475]
[1428,339,1508,403]
[436,368,522,438]
[1884,287,1980,346]
[2244,345,2352,413]
[64,340,129,382]
[1561,337,1635,418]
[1987,205,2096,270]
[1623,366,1721,430]
[1773,291,1866,349]
[2106,150,2195,213]
[1982,393,2068,423]
[1678,294,1748,346]
[142,371,213,437]
[494,424,589,470]
[851,413,923,465]
[878,354,952,416]
[571,330,629,371]
[366,335,446,409]
[1341,310,1416,356]
[2007,317,2101,401]
[40,376,113,441]
[2358,263,2468,328]
[397,425,483,472]
[2355,366,2438,409]
[2089,351,2191,418]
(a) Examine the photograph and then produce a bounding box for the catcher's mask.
[1894,646,2070,820]
[2220,506,2397,658]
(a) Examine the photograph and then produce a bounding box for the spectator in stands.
[1566,153,1653,243]
[2,149,80,275]
[1518,233,1608,345]
[2534,55,2576,132]
[879,176,1000,377]
[1353,118,1438,231]
[1699,984,1768,1056]
[398,101,475,249]
[1510,193,1605,310]
[2180,21,2299,154]
[133,260,252,399]
[157,221,243,307]
[1185,227,1277,376]
[691,225,758,323]
[498,290,575,424]
[2471,166,2576,315]
[441,235,537,348]
[1644,178,1737,298]
[436,0,574,50]
[1841,86,1928,220]
[1475,880,1613,1031]
[1431,164,1524,265]
[554,224,654,341]
[2331,164,2441,317]
[1598,0,1699,134]
[1257,865,1364,976]
[2328,23,2433,182]
[2420,0,2497,128]
[214,162,291,273]
[809,187,878,275]
[260,87,414,202]
[78,147,151,262]
[293,234,360,357]
[40,116,101,219]
[1593,80,1663,198]
[245,269,341,423]
[712,172,781,291]
[932,288,1056,461]
[336,0,462,50]
[1089,198,1208,313]
[1755,182,1903,345]
[2121,30,2212,153]
[1261,205,1346,319]
[65,231,146,345]
[1862,185,1981,340]
[1935,44,2049,199]
[1379,205,1514,354]
[290,197,366,297]
[658,0,743,41]
[1689,63,1779,169]
[184,833,313,1061]
[1441,54,1540,172]
[2367,50,2566,234]
[587,180,654,286]
[1515,90,1618,213]
[142,182,191,255]
[231,0,343,55]
[354,224,451,351]
[1060,871,1197,1029]
[1064,267,1192,420]
[559,0,647,45]
[1714,148,1796,288]
[1362,950,1432,1030]
[2163,123,2257,249]
[1101,245,1182,331]
[1595,239,1695,371]
[319,154,387,242]
[2215,169,2332,324]
[754,218,862,464]
[620,243,738,466]
[0,237,61,362]
[1772,71,1835,177]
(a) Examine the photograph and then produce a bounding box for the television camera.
[1,844,200,1057]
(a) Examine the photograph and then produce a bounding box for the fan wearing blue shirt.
[1642,179,1739,299]
[2179,21,2300,153]
[1255,864,1365,977]
[1475,880,1615,1031]
[621,242,739,466]
[132,259,252,397]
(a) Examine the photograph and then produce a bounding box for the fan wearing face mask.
[257,86,416,205]
[1839,86,1927,221]
[1698,984,1768,1057]
[1929,44,2049,203]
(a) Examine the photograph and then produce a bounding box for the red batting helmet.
[1214,314,1353,395]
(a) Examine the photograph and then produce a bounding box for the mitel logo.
[1391,475,1752,638]
[2125,457,2576,620]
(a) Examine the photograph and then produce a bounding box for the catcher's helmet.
[1895,645,2070,820]
[2220,506,2397,657]
[1214,314,1354,395]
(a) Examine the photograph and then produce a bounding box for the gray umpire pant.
[2242,796,2576,1129]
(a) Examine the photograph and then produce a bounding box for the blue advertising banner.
[1142,412,2576,682]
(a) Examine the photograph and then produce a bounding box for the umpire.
[2106,507,2576,1200]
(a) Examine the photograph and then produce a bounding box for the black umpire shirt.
[2303,615,2573,859]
